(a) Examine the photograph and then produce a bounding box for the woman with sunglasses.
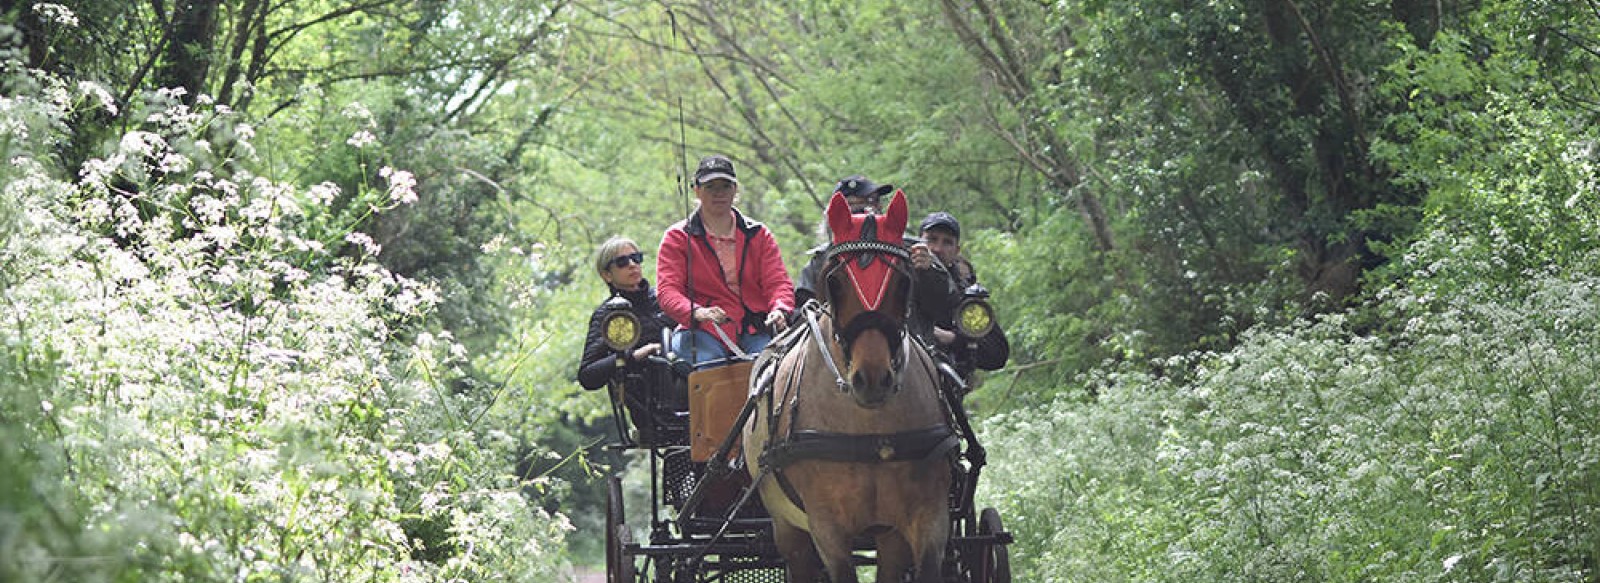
[577,237,680,412]
[657,154,794,368]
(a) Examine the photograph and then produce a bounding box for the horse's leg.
[771,519,825,583]
[906,513,950,583]
[873,525,947,583]
[809,526,861,583]
[911,534,947,583]
[874,530,913,583]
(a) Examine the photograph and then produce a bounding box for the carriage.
[595,193,1012,583]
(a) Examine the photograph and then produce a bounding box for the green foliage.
[981,4,1600,578]
[0,58,570,581]
[984,263,1600,582]
[1371,18,1600,294]
[18,0,1600,578]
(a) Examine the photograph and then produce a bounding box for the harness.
[682,193,973,566]
[755,247,958,513]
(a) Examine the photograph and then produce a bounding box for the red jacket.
[657,208,794,341]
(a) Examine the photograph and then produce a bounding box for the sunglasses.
[610,251,645,269]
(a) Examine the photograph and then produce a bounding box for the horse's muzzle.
[849,367,901,408]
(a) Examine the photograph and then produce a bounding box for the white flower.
[119,131,166,158]
[113,200,142,237]
[307,182,340,206]
[289,235,326,255]
[346,130,376,149]
[76,81,117,115]
[78,154,125,187]
[78,197,111,224]
[209,262,240,285]
[341,102,373,123]
[158,152,190,173]
[0,109,28,141]
[390,289,421,314]
[378,166,418,205]
[203,224,239,250]
[239,194,275,223]
[345,232,381,256]
[191,194,226,224]
[386,448,418,476]
[33,3,78,27]
[212,179,238,199]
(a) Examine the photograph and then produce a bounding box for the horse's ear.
[826,192,853,240]
[884,189,908,242]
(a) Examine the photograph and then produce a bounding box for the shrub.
[983,262,1600,582]
[0,60,569,581]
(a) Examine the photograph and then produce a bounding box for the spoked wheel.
[606,476,637,583]
[969,507,1010,583]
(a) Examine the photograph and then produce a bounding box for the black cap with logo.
[694,155,737,185]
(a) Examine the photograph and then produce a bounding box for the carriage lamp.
[954,284,995,338]
[955,299,995,338]
[604,312,640,350]
[601,302,642,352]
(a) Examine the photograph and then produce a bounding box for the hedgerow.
[983,244,1600,582]
[0,54,569,581]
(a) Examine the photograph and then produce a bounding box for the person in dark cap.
[910,210,1009,377]
[912,211,969,284]
[792,175,898,310]
[657,155,794,368]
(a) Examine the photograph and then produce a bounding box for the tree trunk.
[5,0,50,72]
[217,0,266,107]
[157,0,221,103]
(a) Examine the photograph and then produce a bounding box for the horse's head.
[821,189,912,408]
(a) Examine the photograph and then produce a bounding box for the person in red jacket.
[657,154,794,368]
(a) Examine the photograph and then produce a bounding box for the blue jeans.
[671,329,773,369]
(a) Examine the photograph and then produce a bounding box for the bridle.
[814,233,914,393]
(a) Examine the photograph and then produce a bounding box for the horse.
[743,190,957,583]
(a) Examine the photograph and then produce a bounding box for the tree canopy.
[5,0,1600,580]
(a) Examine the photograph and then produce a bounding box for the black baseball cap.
[834,175,894,202]
[694,155,737,185]
[920,211,960,238]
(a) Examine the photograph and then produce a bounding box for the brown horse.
[743,191,956,583]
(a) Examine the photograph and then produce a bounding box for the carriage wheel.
[606,477,638,583]
[970,507,1010,583]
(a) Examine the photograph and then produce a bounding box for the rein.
[802,301,850,393]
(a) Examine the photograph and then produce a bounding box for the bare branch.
[939,0,1027,100]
